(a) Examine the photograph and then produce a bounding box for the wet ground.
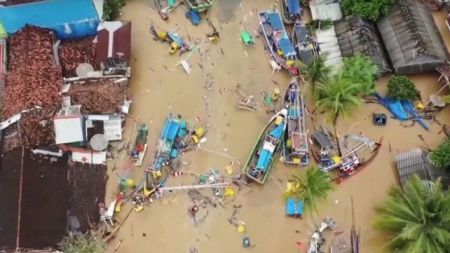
[105,1,450,253]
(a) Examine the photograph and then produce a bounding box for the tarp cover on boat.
[0,0,99,40]
[266,12,283,31]
[256,149,272,171]
[270,122,286,139]
[279,37,296,58]
[287,0,301,15]
[161,118,181,141]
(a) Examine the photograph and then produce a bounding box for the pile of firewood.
[68,79,128,114]
[2,25,62,120]
[58,37,95,77]
[19,108,57,148]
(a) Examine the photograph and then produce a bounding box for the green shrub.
[342,0,393,21]
[387,75,420,101]
[429,139,450,171]
[103,0,127,21]
[341,53,379,96]
[58,234,105,253]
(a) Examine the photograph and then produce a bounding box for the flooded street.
[105,1,450,252]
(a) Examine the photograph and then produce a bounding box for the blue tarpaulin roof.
[266,12,283,31]
[161,118,181,141]
[286,198,303,216]
[256,149,272,171]
[0,0,99,40]
[287,0,301,15]
[279,37,296,58]
[269,123,286,139]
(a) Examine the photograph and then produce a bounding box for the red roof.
[95,21,131,65]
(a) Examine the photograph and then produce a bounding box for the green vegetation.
[342,0,394,21]
[387,75,420,101]
[375,175,450,253]
[306,19,333,33]
[284,167,333,214]
[316,72,361,124]
[103,0,127,21]
[341,53,378,96]
[299,54,330,100]
[429,139,450,171]
[58,234,105,253]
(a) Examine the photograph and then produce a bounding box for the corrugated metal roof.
[310,1,342,21]
[315,26,343,71]
[395,148,433,188]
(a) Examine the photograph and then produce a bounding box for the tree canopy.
[284,167,333,214]
[429,139,450,171]
[375,175,450,253]
[342,0,394,21]
[103,0,126,21]
[341,54,379,96]
[387,75,420,101]
[316,73,361,124]
[58,234,105,253]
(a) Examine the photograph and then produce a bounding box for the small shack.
[395,148,448,188]
[377,0,449,74]
[335,17,391,74]
[309,0,342,21]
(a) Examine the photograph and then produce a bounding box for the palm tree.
[316,72,361,125]
[284,167,333,214]
[316,73,362,155]
[298,54,331,100]
[341,53,379,97]
[375,175,450,253]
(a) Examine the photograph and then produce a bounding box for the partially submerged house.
[395,148,448,188]
[315,26,343,71]
[335,17,391,74]
[377,0,449,74]
[309,0,342,21]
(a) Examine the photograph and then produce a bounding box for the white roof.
[103,118,122,141]
[315,26,343,71]
[310,1,342,21]
[72,150,106,164]
[54,116,84,144]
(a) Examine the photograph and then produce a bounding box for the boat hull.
[183,0,212,12]
[282,81,309,166]
[292,22,316,65]
[279,0,301,25]
[243,110,287,184]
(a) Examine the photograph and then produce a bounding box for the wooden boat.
[310,133,382,183]
[259,10,299,76]
[133,124,149,166]
[292,22,316,65]
[155,0,182,20]
[243,109,288,184]
[281,81,309,166]
[183,0,212,13]
[279,0,302,25]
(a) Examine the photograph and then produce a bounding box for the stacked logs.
[68,78,128,114]
[1,25,62,147]
[58,37,96,77]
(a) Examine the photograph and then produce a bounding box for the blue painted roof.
[256,149,272,171]
[287,0,301,15]
[286,198,303,215]
[266,12,283,31]
[161,118,181,141]
[0,0,99,39]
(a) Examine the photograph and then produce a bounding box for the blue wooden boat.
[259,10,299,76]
[243,109,288,184]
[292,22,316,65]
[280,0,302,25]
[281,81,309,166]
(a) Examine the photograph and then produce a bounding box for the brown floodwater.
[104,1,450,252]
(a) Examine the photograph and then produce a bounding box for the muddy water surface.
[104,1,450,253]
